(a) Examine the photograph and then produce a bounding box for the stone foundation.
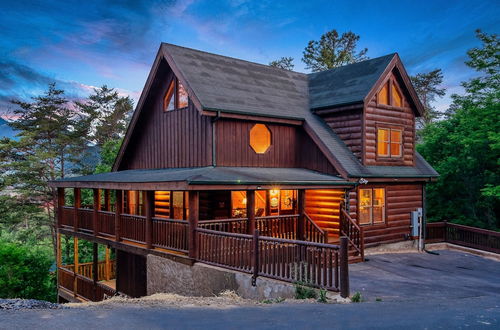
[147,254,298,300]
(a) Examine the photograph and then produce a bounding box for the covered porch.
[51,167,362,299]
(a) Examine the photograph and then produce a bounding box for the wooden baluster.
[104,189,111,212]
[57,188,64,228]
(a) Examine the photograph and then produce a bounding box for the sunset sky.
[1,0,498,115]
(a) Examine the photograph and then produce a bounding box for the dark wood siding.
[320,109,363,161]
[350,183,423,246]
[364,75,415,166]
[216,119,338,175]
[216,120,297,167]
[118,62,213,170]
[116,250,147,298]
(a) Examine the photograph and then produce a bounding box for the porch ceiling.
[49,166,354,190]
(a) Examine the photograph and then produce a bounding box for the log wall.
[349,183,423,246]
[364,75,415,166]
[320,109,363,161]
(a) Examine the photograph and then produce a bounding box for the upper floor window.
[249,124,271,153]
[377,80,403,107]
[163,78,189,112]
[359,188,385,225]
[377,128,402,158]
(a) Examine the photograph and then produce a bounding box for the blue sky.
[0,0,498,116]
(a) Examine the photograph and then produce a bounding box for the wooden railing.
[58,267,116,302]
[195,228,349,295]
[152,218,189,252]
[256,215,298,240]
[60,206,74,227]
[120,214,146,243]
[198,218,248,234]
[340,209,364,261]
[304,213,327,243]
[197,228,253,273]
[97,211,115,237]
[77,208,93,232]
[426,222,500,254]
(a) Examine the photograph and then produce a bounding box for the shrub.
[351,292,362,303]
[294,282,318,299]
[318,289,328,303]
[0,240,56,302]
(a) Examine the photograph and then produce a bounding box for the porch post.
[93,188,100,236]
[115,190,122,242]
[92,242,98,283]
[297,189,305,241]
[74,188,81,232]
[57,188,65,228]
[145,190,155,249]
[339,236,350,298]
[188,191,199,259]
[247,190,255,234]
[73,237,79,298]
[105,246,111,281]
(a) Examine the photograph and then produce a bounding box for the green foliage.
[269,57,295,71]
[351,291,362,303]
[95,138,123,174]
[375,297,382,302]
[318,289,328,303]
[410,69,446,128]
[302,29,368,72]
[294,282,318,299]
[418,30,499,230]
[0,240,56,302]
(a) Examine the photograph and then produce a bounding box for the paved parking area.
[350,249,500,302]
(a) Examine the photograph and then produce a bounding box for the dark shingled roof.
[54,167,351,185]
[308,54,395,110]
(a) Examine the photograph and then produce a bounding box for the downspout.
[211,111,221,167]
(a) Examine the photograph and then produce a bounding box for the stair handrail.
[340,208,365,261]
[304,212,328,243]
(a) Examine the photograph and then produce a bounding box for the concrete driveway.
[350,249,500,302]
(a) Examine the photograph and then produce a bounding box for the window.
[163,78,189,112]
[392,84,402,107]
[377,128,402,158]
[378,82,389,105]
[359,188,385,224]
[377,79,404,107]
[249,124,271,153]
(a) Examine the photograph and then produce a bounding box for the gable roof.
[114,43,435,179]
[308,54,395,110]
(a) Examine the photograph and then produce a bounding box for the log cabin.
[49,43,438,302]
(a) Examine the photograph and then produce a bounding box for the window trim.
[376,124,403,159]
[358,187,386,225]
[163,77,189,112]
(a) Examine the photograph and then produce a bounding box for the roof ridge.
[307,53,397,77]
[161,42,307,76]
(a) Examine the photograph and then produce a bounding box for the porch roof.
[49,166,354,190]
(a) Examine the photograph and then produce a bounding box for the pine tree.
[410,69,446,127]
[269,57,295,70]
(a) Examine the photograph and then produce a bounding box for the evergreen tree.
[269,57,295,70]
[302,29,368,72]
[411,69,446,128]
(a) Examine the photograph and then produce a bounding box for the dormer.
[309,53,424,167]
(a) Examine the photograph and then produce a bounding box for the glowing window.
[392,84,402,107]
[359,188,385,224]
[378,82,389,105]
[377,128,402,158]
[249,124,271,154]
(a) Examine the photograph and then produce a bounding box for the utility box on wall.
[411,208,423,237]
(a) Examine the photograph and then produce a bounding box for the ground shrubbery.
[0,240,56,302]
